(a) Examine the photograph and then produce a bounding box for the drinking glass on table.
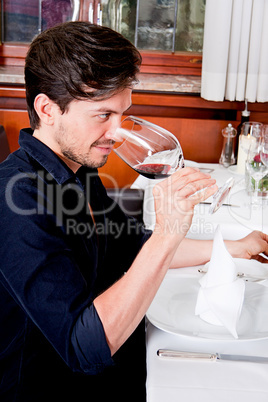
[236,122,262,174]
[260,125,268,168]
[245,135,268,204]
[113,116,234,213]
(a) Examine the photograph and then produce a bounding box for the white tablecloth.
[133,163,268,402]
[146,319,268,402]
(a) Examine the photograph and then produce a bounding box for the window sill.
[0,66,25,84]
[135,73,201,94]
[0,66,201,95]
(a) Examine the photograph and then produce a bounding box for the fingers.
[178,178,217,200]
[260,232,268,257]
[171,167,210,186]
[188,182,218,204]
[153,168,218,222]
[173,167,216,190]
[241,230,268,260]
[260,231,268,244]
[159,167,217,201]
[152,168,218,240]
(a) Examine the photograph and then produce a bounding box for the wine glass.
[245,136,268,205]
[112,116,235,214]
[236,122,263,174]
[113,116,184,179]
[260,125,268,167]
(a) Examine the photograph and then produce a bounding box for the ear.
[34,94,57,126]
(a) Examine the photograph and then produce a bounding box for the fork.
[198,268,268,282]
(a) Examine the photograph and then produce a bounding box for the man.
[0,22,267,401]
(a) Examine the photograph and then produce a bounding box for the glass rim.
[121,115,180,144]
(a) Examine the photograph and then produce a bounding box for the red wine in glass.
[134,163,172,179]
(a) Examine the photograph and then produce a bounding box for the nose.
[105,116,123,142]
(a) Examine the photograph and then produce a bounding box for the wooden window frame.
[139,51,202,76]
[0,44,202,75]
[0,0,203,76]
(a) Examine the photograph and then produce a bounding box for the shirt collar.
[18,128,98,185]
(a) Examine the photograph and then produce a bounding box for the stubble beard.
[62,147,109,169]
[56,124,113,169]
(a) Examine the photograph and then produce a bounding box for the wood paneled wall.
[1,85,268,188]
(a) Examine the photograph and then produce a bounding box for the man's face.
[51,88,132,172]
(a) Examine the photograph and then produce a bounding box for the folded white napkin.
[195,225,245,338]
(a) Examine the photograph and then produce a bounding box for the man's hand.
[229,230,268,263]
[153,167,217,241]
[227,231,268,263]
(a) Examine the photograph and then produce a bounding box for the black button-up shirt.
[0,129,151,401]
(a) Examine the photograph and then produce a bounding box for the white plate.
[146,260,268,341]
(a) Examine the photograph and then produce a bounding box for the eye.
[98,113,110,120]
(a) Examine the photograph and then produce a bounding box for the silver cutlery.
[157,349,268,364]
[198,268,268,282]
[199,202,240,208]
[199,168,215,173]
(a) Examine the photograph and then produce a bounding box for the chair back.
[0,126,10,162]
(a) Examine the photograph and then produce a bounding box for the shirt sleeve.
[71,304,114,374]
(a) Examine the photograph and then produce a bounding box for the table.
[146,316,268,402]
[133,162,268,239]
[133,163,268,402]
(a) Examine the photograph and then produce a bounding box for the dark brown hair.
[25,21,142,129]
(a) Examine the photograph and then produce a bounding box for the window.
[0,0,205,76]
[1,0,79,43]
[101,0,205,53]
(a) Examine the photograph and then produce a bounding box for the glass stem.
[253,179,260,205]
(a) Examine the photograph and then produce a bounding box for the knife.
[157,349,268,364]
[199,202,240,208]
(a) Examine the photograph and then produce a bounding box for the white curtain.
[201,0,268,102]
